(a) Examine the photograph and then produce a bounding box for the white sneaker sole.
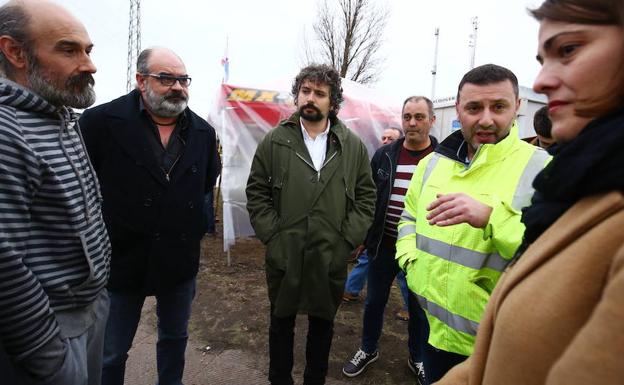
[341,353,379,377]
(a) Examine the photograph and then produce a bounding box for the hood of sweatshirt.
[0,77,72,116]
[0,77,100,222]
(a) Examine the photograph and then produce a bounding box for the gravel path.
[124,297,354,385]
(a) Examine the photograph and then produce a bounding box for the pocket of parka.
[271,181,283,214]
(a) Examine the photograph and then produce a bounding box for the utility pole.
[431,27,440,101]
[126,0,142,92]
[468,16,478,69]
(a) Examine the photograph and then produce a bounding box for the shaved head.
[0,0,97,107]
[19,0,88,40]
[1,0,87,46]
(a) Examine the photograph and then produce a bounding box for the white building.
[431,86,547,141]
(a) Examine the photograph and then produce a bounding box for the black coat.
[79,90,220,294]
[364,136,437,258]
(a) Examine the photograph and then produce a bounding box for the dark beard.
[299,104,324,122]
[27,56,96,109]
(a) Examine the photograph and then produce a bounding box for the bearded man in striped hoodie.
[0,1,110,384]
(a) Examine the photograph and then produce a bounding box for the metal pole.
[469,16,478,69]
[126,0,141,92]
[431,27,440,100]
[220,106,231,267]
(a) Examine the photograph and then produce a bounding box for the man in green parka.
[246,64,376,385]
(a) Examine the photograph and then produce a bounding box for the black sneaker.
[408,357,426,385]
[342,349,379,377]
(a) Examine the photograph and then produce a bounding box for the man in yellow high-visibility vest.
[396,64,550,384]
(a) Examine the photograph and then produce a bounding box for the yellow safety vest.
[396,124,551,356]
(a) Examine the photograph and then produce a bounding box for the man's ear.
[0,35,28,70]
[135,72,146,92]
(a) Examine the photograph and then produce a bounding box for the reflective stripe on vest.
[398,223,416,239]
[416,233,508,272]
[422,149,548,212]
[397,154,440,239]
[421,153,441,194]
[412,147,548,272]
[415,292,479,336]
[511,148,550,210]
[398,207,416,239]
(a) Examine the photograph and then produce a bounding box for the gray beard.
[144,86,188,117]
[27,62,95,109]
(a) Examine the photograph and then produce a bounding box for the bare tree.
[305,0,389,85]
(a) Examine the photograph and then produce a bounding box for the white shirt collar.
[300,118,330,140]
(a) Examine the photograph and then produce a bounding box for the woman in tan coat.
[436,1,624,384]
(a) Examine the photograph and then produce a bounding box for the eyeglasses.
[141,73,192,87]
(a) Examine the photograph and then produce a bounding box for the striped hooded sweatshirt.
[0,79,110,361]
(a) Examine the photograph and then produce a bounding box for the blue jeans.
[9,291,109,385]
[345,251,410,310]
[396,270,409,311]
[344,251,370,295]
[361,246,422,361]
[102,278,196,385]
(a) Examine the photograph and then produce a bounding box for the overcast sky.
[46,0,544,118]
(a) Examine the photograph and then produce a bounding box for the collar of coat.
[435,122,522,166]
[106,89,200,129]
[381,135,439,158]
[274,111,348,149]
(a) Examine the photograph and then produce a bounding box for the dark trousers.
[268,312,334,385]
[407,291,467,384]
[361,245,422,362]
[422,344,467,384]
[0,341,17,385]
[102,278,196,385]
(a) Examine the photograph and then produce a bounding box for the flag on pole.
[221,36,229,84]
[221,57,229,84]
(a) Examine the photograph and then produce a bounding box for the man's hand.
[348,244,366,263]
[426,193,492,228]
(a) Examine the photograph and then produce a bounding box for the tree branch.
[303,0,389,84]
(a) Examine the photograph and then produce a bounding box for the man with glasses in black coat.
[79,47,220,385]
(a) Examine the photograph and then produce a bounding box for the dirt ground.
[191,218,417,385]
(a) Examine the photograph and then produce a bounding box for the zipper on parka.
[295,150,338,181]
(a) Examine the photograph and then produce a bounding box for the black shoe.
[342,349,379,377]
[408,357,426,385]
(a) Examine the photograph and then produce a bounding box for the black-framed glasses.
[142,73,192,87]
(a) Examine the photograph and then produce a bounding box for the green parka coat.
[246,113,376,320]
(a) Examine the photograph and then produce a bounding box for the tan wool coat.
[437,192,624,385]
